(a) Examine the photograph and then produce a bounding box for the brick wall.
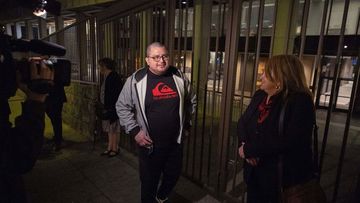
[63,82,99,140]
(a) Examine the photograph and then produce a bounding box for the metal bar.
[153,7,157,42]
[130,13,137,72]
[332,49,360,202]
[183,0,189,73]
[285,0,295,54]
[177,0,183,69]
[202,0,222,184]
[325,0,334,35]
[356,8,360,35]
[191,0,212,180]
[269,0,278,58]
[319,0,350,178]
[216,0,241,194]
[195,0,206,182]
[185,0,196,176]
[196,0,212,180]
[98,0,165,23]
[356,171,360,202]
[311,0,329,100]
[185,0,194,174]
[160,4,165,43]
[242,1,252,95]
[190,0,199,177]
[207,0,224,187]
[230,0,245,193]
[120,18,125,74]
[238,0,251,115]
[218,0,226,93]
[91,18,97,82]
[299,0,310,59]
[252,0,265,97]
[330,1,353,201]
[165,0,176,61]
[70,80,98,85]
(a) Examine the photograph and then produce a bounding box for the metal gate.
[45,0,359,201]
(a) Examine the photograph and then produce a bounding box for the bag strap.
[278,98,288,195]
[313,119,320,179]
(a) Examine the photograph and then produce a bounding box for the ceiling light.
[33,8,47,18]
[33,0,48,19]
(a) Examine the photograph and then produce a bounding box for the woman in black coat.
[98,58,123,157]
[237,55,316,202]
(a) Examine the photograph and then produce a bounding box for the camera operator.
[0,59,54,202]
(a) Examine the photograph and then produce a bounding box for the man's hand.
[17,59,54,102]
[134,130,153,147]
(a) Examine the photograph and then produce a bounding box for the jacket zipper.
[133,83,151,135]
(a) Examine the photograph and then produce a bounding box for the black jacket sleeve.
[237,90,266,146]
[243,92,314,158]
[1,100,45,175]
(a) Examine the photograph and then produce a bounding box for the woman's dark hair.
[98,58,116,70]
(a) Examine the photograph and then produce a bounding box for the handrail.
[41,16,94,40]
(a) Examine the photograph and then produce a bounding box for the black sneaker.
[155,196,169,203]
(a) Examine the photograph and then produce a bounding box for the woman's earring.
[276,85,280,90]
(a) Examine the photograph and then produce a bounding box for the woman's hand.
[238,143,245,159]
[246,158,259,166]
[238,143,260,166]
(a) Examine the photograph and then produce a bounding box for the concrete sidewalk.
[24,140,221,203]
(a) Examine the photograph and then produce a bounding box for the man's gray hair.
[146,42,167,56]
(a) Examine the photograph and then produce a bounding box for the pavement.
[24,139,221,203]
[9,92,220,203]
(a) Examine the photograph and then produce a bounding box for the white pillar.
[25,20,34,39]
[38,18,47,39]
[6,24,12,36]
[15,22,23,39]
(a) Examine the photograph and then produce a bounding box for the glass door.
[316,56,357,111]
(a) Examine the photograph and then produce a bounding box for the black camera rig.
[0,33,71,99]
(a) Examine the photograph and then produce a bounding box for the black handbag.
[95,103,114,120]
[278,98,326,203]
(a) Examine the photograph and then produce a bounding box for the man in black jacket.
[45,82,67,151]
[0,60,53,202]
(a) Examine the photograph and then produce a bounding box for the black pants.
[246,171,279,203]
[138,144,183,203]
[46,102,63,146]
[0,174,27,203]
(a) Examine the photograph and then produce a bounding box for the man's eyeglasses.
[147,55,169,62]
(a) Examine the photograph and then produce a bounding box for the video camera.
[0,33,71,99]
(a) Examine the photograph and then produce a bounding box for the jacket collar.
[134,66,180,82]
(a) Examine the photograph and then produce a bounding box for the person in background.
[237,55,319,202]
[45,81,66,151]
[99,58,123,157]
[1,60,53,202]
[116,42,196,203]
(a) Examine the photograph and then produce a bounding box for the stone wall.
[63,81,99,140]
